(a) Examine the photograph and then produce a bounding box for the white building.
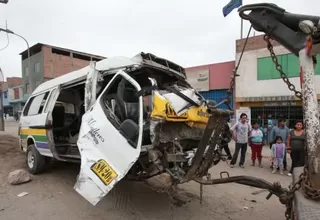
[234,35,319,128]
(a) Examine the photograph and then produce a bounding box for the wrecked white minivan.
[18,52,232,205]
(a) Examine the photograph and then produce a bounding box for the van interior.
[51,67,187,161]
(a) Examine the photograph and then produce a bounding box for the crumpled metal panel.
[151,121,204,146]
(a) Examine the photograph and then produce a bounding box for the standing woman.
[250,121,264,167]
[287,121,306,177]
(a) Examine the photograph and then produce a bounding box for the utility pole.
[0,68,5,131]
[0,28,33,92]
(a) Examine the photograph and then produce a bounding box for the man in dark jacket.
[221,122,232,160]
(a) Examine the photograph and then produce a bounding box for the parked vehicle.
[18,52,231,205]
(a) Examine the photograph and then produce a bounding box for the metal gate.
[250,106,303,128]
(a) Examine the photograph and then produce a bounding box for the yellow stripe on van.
[20,128,46,136]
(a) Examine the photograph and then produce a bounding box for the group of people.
[224,113,306,176]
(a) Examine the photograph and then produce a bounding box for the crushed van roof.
[32,56,140,95]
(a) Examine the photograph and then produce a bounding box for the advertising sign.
[185,68,209,91]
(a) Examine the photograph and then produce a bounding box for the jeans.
[270,142,287,169]
[273,158,284,168]
[231,143,247,166]
[222,143,232,158]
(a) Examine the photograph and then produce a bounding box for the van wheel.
[26,144,46,174]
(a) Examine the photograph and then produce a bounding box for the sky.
[0,0,318,79]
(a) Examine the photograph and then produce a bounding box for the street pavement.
[0,118,292,220]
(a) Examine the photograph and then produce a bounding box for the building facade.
[2,77,24,116]
[185,61,235,110]
[1,82,10,116]
[234,35,311,128]
[20,43,106,100]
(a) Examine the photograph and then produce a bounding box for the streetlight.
[0,0,8,4]
[0,28,33,93]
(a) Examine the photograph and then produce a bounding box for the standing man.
[269,118,290,170]
[221,121,233,160]
[230,113,252,168]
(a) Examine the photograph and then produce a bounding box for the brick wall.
[7,77,23,87]
[0,82,8,90]
[236,35,280,53]
[42,46,92,79]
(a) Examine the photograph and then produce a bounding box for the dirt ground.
[0,118,291,220]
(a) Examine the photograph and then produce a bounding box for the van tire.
[26,144,46,174]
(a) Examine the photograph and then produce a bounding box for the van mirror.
[119,119,139,148]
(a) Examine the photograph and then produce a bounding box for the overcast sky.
[0,0,318,79]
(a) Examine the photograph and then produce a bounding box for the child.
[250,121,264,167]
[271,136,286,174]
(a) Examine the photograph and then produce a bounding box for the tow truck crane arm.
[238,3,320,56]
[237,3,320,219]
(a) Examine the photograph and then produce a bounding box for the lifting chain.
[264,34,320,219]
[263,35,303,100]
[225,25,253,111]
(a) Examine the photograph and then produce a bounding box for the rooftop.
[20,43,106,61]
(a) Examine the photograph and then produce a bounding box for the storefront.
[236,95,303,129]
[200,89,234,110]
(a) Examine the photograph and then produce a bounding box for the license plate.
[91,159,118,185]
[166,104,187,118]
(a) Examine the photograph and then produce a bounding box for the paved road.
[0,119,292,220]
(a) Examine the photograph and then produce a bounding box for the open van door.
[74,70,143,205]
[84,61,101,111]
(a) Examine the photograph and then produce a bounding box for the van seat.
[52,105,65,131]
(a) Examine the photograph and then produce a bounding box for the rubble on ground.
[0,132,20,154]
[8,169,32,185]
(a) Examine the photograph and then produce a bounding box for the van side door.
[74,70,143,205]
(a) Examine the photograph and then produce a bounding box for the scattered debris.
[251,189,268,195]
[243,206,249,210]
[244,198,257,203]
[0,133,20,154]
[170,190,192,207]
[0,208,4,211]
[17,192,29,197]
[145,173,173,189]
[8,169,32,185]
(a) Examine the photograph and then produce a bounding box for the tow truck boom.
[238,3,320,219]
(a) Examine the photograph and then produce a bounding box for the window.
[23,92,49,116]
[102,75,141,147]
[13,88,19,100]
[3,91,7,99]
[24,67,29,76]
[257,53,317,80]
[34,62,40,73]
[25,83,30,93]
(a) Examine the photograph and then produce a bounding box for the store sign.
[185,68,209,91]
[243,95,296,102]
[264,101,297,106]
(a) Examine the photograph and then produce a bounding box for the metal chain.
[263,35,303,100]
[263,35,304,219]
[263,35,320,219]
[225,25,253,110]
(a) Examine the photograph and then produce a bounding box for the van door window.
[24,92,49,116]
[102,75,140,145]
